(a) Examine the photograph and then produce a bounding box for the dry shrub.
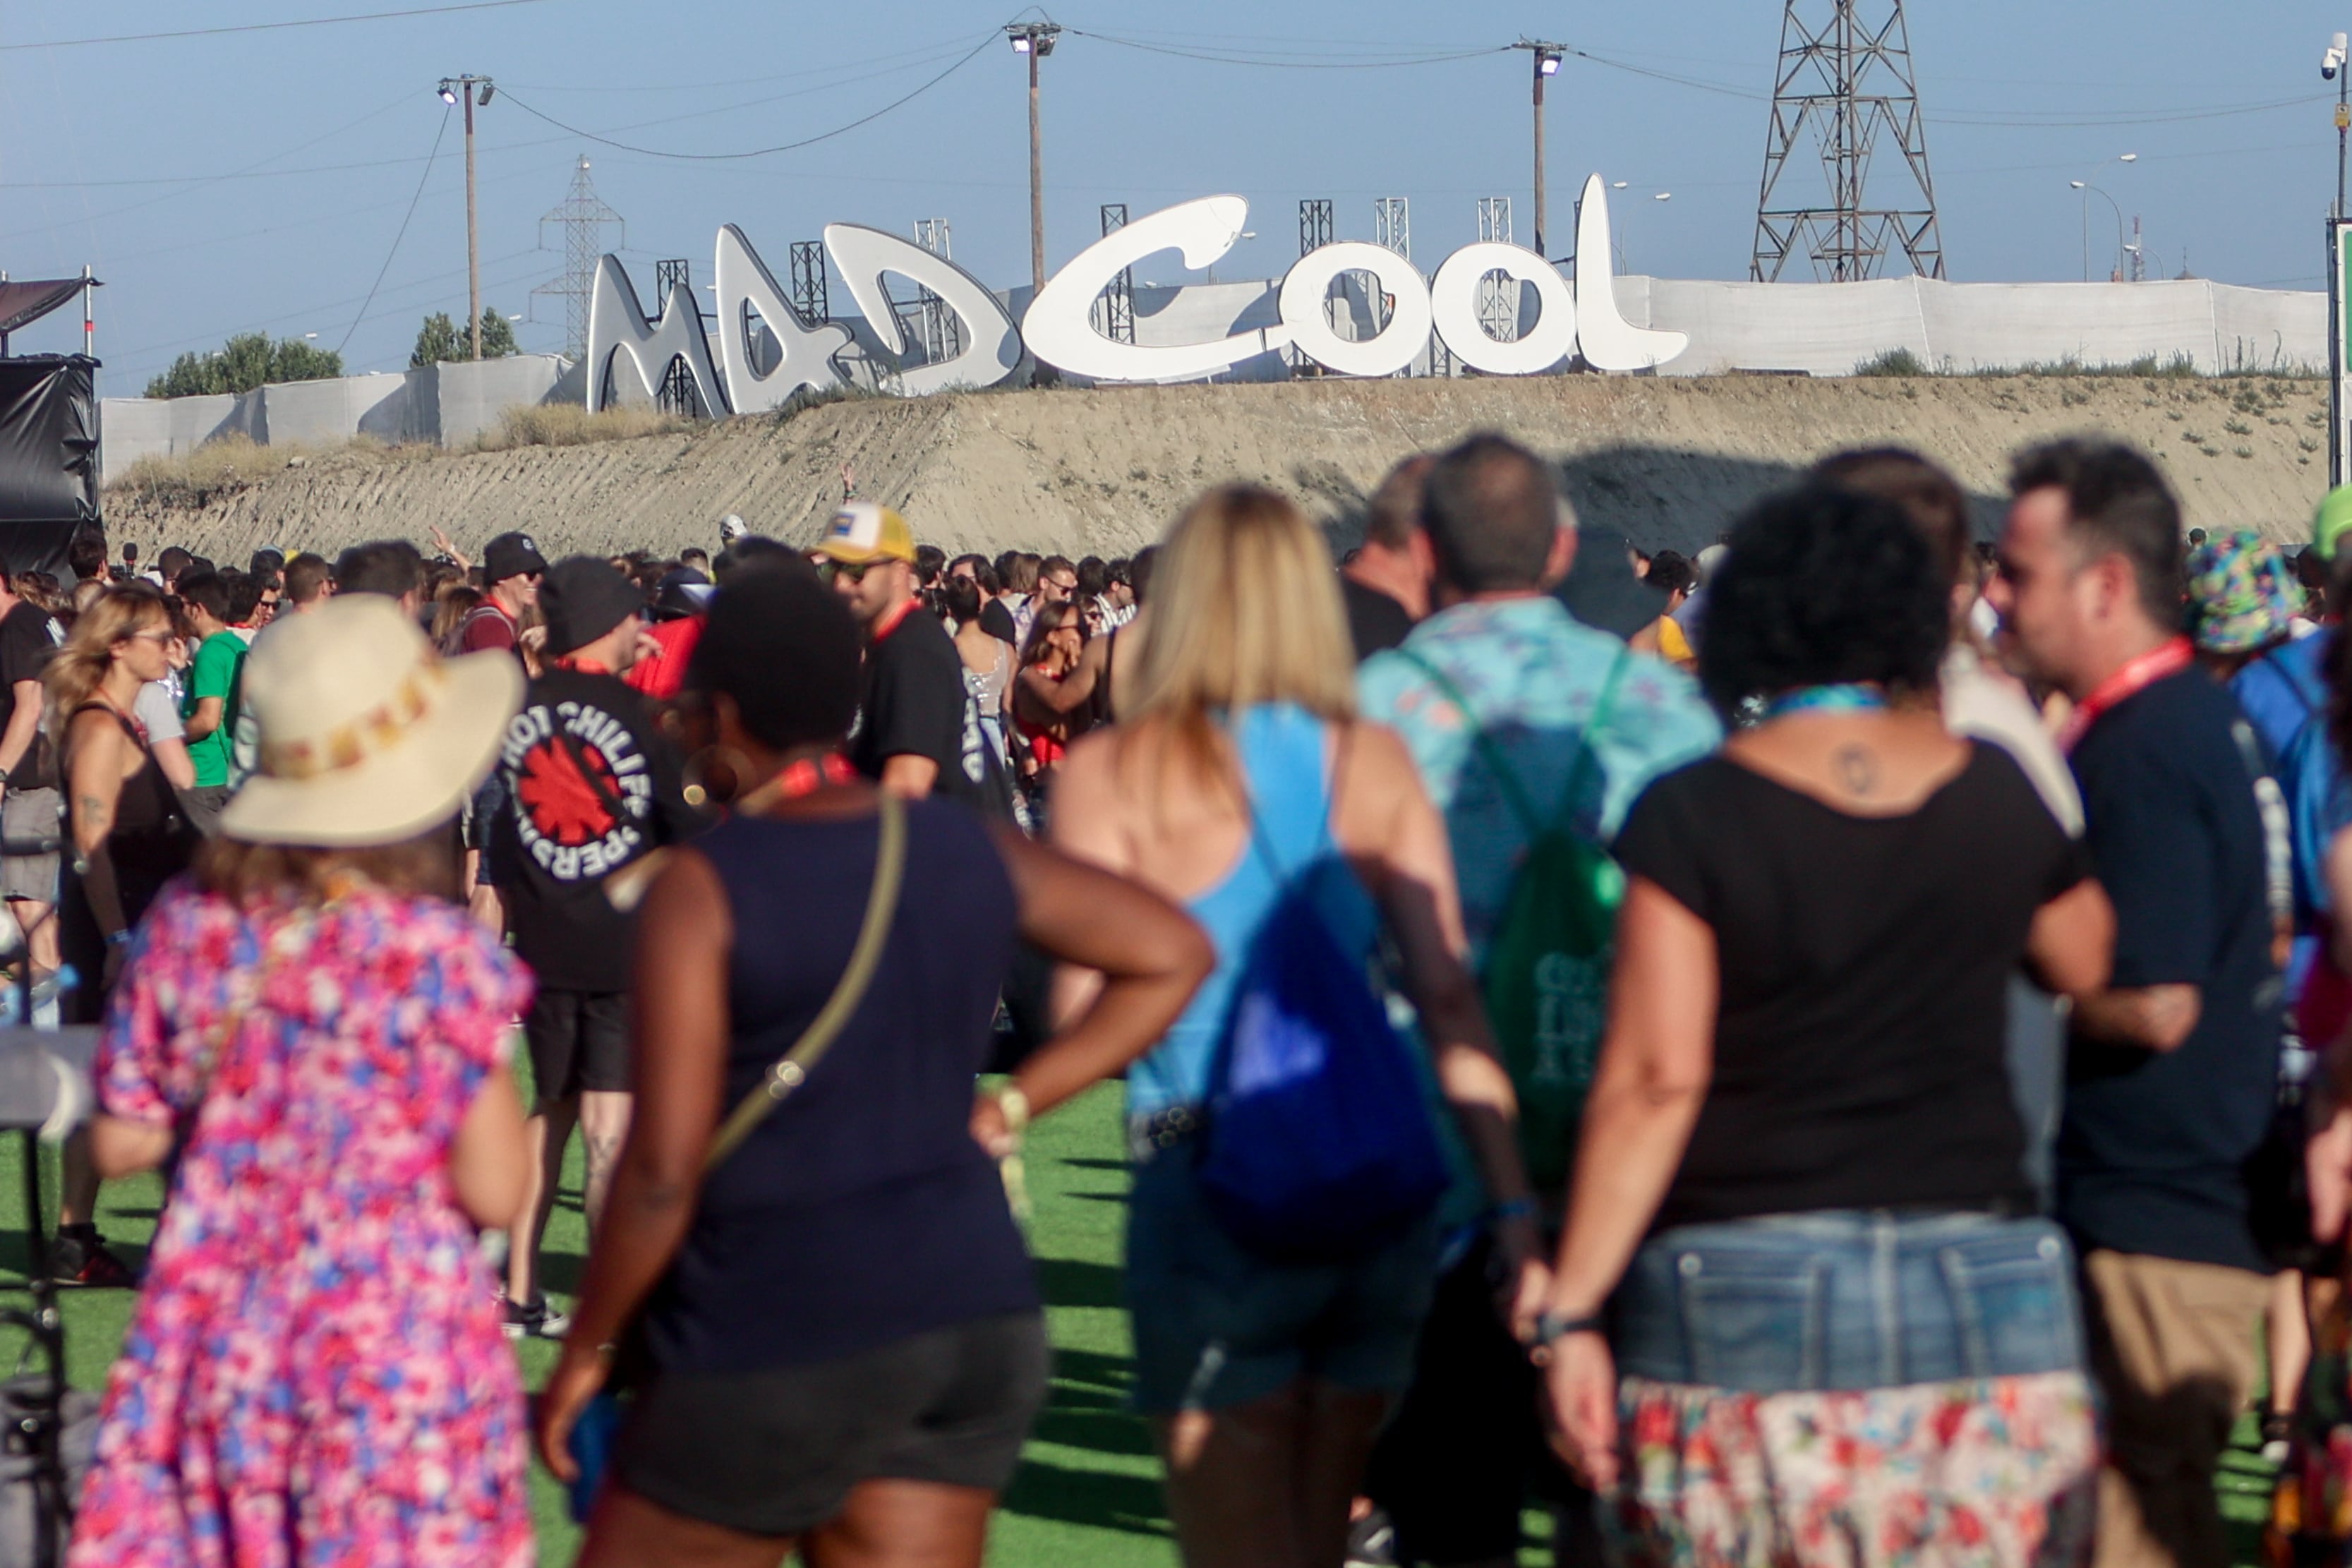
[474,403,688,451]
[112,433,298,503]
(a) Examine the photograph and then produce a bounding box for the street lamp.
[2327,32,2350,218]
[2069,182,2130,280]
[2070,154,2136,280]
[1514,41,1565,258]
[1005,22,1061,296]
[436,76,497,358]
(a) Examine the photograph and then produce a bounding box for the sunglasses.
[824,560,876,584]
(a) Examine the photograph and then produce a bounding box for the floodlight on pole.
[1513,41,1567,258]
[437,74,496,358]
[1005,21,1063,297]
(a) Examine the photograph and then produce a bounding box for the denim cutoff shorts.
[1123,1141,1439,1414]
[1612,1209,2085,1393]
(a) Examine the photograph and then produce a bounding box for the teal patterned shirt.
[1359,596,1723,965]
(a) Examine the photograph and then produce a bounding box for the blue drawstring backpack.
[1194,749,1450,1262]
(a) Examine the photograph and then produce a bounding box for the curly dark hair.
[1697,483,1950,716]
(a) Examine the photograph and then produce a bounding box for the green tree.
[409,308,518,368]
[144,332,344,399]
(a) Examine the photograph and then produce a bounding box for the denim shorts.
[1124,1146,1438,1413]
[1613,1209,2085,1393]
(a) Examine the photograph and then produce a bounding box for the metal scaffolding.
[1476,198,1518,345]
[1750,0,1946,282]
[530,155,623,361]
[1094,204,1134,344]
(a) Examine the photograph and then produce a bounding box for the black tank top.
[643,797,1040,1375]
[69,702,191,891]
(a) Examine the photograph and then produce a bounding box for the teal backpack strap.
[1399,646,1633,840]
[1397,650,1545,838]
[1558,648,1635,836]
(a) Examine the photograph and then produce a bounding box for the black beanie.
[687,556,861,750]
[540,557,645,658]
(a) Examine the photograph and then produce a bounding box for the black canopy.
[0,278,92,340]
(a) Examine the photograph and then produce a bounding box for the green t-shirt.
[183,631,246,789]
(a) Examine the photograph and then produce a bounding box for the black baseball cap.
[541,557,645,658]
[483,531,550,584]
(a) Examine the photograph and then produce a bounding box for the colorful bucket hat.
[2185,529,2301,654]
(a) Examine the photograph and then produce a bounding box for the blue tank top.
[1128,704,1383,1118]
[645,798,1040,1375]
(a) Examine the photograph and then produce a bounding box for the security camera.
[2327,33,2346,80]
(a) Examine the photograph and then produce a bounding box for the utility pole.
[438,76,496,358]
[1006,23,1061,295]
[1515,42,1564,258]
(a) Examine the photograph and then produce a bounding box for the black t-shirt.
[0,602,58,791]
[2059,667,2282,1273]
[495,666,699,992]
[1341,577,1415,664]
[1615,743,2087,1229]
[979,597,1020,646]
[849,605,975,802]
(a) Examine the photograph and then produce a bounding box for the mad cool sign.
[585,173,1685,416]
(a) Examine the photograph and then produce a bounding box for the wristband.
[1533,1309,1605,1346]
[996,1085,1031,1142]
[1489,1197,1540,1226]
[104,931,133,950]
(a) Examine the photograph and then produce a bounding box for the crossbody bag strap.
[703,791,909,1171]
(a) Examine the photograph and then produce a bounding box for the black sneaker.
[50,1229,135,1289]
[502,1296,572,1341]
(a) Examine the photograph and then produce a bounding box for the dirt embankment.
[104,374,2331,562]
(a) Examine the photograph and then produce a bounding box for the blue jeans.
[1613,1210,2085,1393]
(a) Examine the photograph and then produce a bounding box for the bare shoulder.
[1340,719,1428,807]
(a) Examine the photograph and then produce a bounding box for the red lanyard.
[2058,635,2194,754]
[742,754,857,813]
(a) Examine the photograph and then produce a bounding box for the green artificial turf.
[0,1083,2291,1567]
[0,1080,1180,1567]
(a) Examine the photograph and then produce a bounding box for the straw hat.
[218,595,521,848]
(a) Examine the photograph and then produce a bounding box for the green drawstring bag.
[1401,650,1630,1192]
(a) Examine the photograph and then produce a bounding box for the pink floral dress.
[68,883,535,1568]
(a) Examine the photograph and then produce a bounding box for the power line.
[501,36,988,95]
[495,34,997,160]
[336,108,451,354]
[1064,30,1510,69]
[0,0,562,52]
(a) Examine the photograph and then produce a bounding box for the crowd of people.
[9,423,2349,1568]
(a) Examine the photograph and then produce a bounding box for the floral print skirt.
[1610,1371,2100,1568]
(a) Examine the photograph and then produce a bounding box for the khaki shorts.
[1,788,61,904]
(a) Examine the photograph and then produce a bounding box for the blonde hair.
[1124,485,1355,793]
[44,587,168,735]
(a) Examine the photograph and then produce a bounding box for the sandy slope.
[104,373,2332,562]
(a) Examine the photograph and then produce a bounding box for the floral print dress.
[1612,1373,2100,1568]
[68,883,534,1568]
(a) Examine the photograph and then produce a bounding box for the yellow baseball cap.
[816,501,917,566]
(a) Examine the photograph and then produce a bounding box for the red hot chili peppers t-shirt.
[494,665,700,991]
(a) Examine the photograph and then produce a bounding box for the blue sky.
[1,0,2341,395]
